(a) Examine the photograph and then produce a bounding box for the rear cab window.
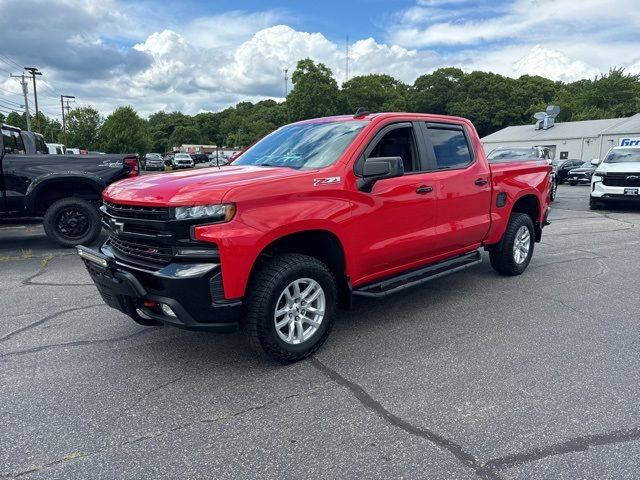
[422,123,474,170]
[2,128,26,154]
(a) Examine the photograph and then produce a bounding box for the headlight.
[174,203,236,221]
[592,171,605,180]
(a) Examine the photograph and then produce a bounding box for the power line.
[0,96,23,108]
[0,54,24,71]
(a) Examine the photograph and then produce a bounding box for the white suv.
[590,146,640,210]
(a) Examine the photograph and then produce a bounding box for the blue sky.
[1,0,639,118]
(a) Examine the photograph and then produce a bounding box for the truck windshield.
[605,149,640,163]
[234,121,365,170]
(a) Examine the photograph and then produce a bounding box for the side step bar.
[353,251,482,298]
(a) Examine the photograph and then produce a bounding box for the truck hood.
[103,165,309,206]
[597,162,640,174]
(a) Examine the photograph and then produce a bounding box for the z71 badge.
[313,177,341,186]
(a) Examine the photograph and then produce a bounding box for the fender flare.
[24,173,106,214]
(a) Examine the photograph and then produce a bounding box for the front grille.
[109,235,173,264]
[603,174,640,187]
[104,201,171,220]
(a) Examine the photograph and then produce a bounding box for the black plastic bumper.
[78,244,242,332]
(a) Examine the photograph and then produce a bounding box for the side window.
[13,131,25,154]
[427,127,472,170]
[367,126,419,173]
[36,136,48,154]
[2,129,25,154]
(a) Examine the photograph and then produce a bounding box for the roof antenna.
[354,107,369,118]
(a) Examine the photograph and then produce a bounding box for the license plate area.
[624,188,639,195]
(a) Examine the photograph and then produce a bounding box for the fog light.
[161,304,177,318]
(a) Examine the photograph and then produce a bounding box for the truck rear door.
[418,122,492,254]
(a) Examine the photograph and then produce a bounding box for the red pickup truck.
[78,112,551,362]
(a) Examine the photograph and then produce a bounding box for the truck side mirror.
[591,158,600,165]
[357,156,404,192]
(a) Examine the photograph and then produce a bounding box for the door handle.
[474,178,488,186]
[416,185,433,194]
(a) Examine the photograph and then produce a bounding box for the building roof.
[481,113,640,143]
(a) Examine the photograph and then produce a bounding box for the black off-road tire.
[489,213,535,276]
[43,198,102,248]
[241,254,337,363]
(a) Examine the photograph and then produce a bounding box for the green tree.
[342,74,409,113]
[168,125,203,148]
[66,106,102,149]
[0,113,5,123]
[99,106,150,154]
[5,111,28,130]
[411,67,465,114]
[287,58,341,121]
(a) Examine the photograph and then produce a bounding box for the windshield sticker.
[313,177,341,186]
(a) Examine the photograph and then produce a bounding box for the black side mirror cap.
[357,156,404,192]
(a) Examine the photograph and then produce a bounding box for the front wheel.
[568,181,577,186]
[589,196,601,210]
[43,198,102,248]
[241,254,337,363]
[489,213,535,276]
[550,178,558,201]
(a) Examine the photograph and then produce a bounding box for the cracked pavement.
[1,184,640,479]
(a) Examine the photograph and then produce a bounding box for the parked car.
[67,148,81,155]
[189,152,209,164]
[487,146,557,201]
[567,162,597,185]
[163,153,174,167]
[590,146,640,209]
[1,123,139,247]
[172,153,194,169]
[556,159,584,184]
[78,112,551,363]
[144,153,164,171]
[208,153,230,166]
[46,143,66,155]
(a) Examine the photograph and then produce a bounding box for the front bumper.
[78,244,242,332]
[591,181,640,201]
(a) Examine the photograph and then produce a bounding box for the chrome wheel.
[274,278,325,345]
[513,226,531,264]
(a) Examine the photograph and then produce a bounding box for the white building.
[481,113,640,162]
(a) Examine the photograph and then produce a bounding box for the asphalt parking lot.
[1,184,640,479]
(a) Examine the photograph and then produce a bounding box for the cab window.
[427,127,472,170]
[2,129,25,154]
[366,126,419,173]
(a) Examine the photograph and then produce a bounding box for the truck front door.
[1,127,28,214]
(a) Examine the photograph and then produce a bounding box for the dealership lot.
[1,185,640,479]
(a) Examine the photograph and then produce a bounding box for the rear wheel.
[550,177,558,201]
[489,213,535,276]
[43,198,102,248]
[241,254,337,363]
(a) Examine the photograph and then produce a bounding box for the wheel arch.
[249,229,351,309]
[510,193,542,241]
[25,174,106,215]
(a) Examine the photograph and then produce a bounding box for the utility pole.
[10,73,31,131]
[60,95,75,144]
[24,67,41,132]
[345,35,349,83]
[283,68,289,97]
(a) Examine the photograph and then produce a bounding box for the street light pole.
[24,67,41,132]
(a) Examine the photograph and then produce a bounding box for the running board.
[353,251,482,298]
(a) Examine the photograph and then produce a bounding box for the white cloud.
[513,45,600,82]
